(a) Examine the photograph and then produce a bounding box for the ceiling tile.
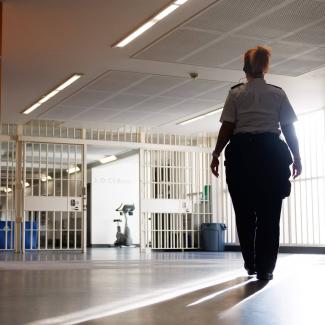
[197,84,233,102]
[283,20,325,46]
[163,99,216,114]
[271,48,325,76]
[108,111,143,124]
[134,29,219,62]
[126,75,185,95]
[41,105,88,120]
[131,96,185,112]
[269,41,311,64]
[73,108,120,121]
[237,0,325,40]
[97,94,149,109]
[185,0,285,32]
[163,80,226,98]
[182,36,266,67]
[88,71,147,92]
[62,90,111,107]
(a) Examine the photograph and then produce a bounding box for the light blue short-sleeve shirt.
[220,78,297,134]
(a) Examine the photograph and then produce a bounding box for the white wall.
[91,154,139,245]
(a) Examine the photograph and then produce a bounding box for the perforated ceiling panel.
[185,0,285,32]
[97,94,149,110]
[197,84,235,102]
[126,75,185,95]
[162,79,226,98]
[63,90,111,107]
[238,0,325,40]
[133,0,325,77]
[134,29,219,62]
[269,41,311,64]
[130,96,185,112]
[73,109,120,122]
[42,105,88,120]
[41,71,231,127]
[271,48,325,76]
[182,36,266,67]
[162,99,216,113]
[283,20,325,46]
[88,71,146,92]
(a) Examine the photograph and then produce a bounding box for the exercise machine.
[113,203,135,247]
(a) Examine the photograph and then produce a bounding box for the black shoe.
[246,269,256,276]
[257,272,273,281]
[244,264,256,276]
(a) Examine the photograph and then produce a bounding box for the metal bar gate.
[141,149,213,250]
[22,142,86,251]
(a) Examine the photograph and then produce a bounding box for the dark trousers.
[225,133,292,273]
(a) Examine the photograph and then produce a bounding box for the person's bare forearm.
[281,123,300,160]
[213,122,235,157]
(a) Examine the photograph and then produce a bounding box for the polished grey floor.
[0,249,324,325]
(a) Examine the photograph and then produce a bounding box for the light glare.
[174,0,189,5]
[22,74,82,115]
[116,21,156,47]
[23,103,41,115]
[153,4,178,21]
[67,166,80,174]
[56,75,82,91]
[99,155,118,164]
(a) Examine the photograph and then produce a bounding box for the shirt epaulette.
[267,83,282,90]
[231,83,244,89]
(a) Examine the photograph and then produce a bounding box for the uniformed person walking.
[211,46,302,281]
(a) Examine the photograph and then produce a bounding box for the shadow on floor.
[83,276,268,325]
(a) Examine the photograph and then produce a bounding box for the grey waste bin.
[200,223,227,251]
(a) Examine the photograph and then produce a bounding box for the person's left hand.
[210,157,219,178]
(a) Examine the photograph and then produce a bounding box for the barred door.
[0,141,16,250]
[24,143,85,250]
[140,149,213,250]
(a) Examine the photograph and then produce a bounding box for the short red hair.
[244,46,271,77]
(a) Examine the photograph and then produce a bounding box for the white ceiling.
[2,0,325,135]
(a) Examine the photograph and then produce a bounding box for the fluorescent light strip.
[153,4,178,21]
[99,155,117,164]
[178,107,223,126]
[114,1,188,48]
[22,74,82,115]
[175,0,189,4]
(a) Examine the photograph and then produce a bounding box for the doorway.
[87,145,140,248]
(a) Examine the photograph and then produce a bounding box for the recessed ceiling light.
[99,155,118,164]
[114,1,189,48]
[22,74,83,115]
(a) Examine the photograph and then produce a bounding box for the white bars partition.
[0,141,16,250]
[24,143,84,250]
[218,108,325,247]
[141,149,213,250]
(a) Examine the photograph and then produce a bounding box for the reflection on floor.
[0,249,324,325]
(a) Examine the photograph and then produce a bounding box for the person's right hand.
[210,157,220,178]
[292,158,302,179]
